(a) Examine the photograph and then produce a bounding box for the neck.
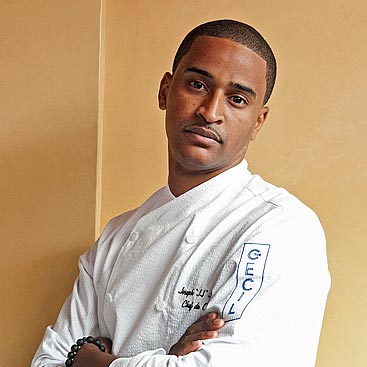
[168,172,216,197]
[168,160,241,197]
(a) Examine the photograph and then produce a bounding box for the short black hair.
[172,19,277,104]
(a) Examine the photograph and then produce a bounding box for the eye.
[230,95,247,105]
[189,80,205,90]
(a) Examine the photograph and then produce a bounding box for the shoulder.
[80,208,138,271]
[98,185,172,241]
[239,173,325,241]
[99,209,137,242]
[238,174,329,283]
[93,185,173,253]
[247,174,319,217]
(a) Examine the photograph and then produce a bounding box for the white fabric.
[32,161,330,367]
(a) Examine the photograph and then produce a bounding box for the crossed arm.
[72,312,225,367]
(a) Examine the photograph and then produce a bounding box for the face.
[158,36,269,176]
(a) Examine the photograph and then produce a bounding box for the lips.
[184,125,223,144]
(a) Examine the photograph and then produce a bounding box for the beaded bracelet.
[65,336,106,367]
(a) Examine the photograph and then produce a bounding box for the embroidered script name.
[177,286,212,312]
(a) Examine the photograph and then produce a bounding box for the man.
[32,19,330,367]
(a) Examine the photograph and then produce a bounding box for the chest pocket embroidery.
[222,243,270,322]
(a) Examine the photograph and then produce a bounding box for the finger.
[169,338,204,356]
[169,313,225,357]
[184,313,217,332]
[186,316,225,336]
[171,328,221,356]
[195,312,218,323]
[182,329,220,344]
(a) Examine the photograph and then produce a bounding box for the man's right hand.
[169,312,225,356]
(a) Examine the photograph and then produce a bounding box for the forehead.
[175,36,267,96]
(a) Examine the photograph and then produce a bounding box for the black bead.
[71,344,80,353]
[66,335,106,367]
[67,351,76,359]
[86,336,94,343]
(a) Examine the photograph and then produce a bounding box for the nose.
[196,91,224,124]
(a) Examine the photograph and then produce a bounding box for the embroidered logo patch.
[222,243,270,322]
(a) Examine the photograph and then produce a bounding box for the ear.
[251,106,269,141]
[158,72,173,110]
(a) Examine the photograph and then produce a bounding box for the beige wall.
[99,1,367,366]
[2,1,366,366]
[0,1,100,366]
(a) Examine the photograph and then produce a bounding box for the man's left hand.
[73,338,116,367]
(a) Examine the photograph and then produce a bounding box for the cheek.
[225,119,254,146]
[170,88,200,114]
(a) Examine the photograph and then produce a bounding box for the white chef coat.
[32,160,330,367]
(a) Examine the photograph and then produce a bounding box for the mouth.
[183,125,223,144]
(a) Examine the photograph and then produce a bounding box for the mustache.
[183,123,224,144]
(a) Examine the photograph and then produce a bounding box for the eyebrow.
[185,67,214,79]
[230,82,257,98]
[185,67,257,99]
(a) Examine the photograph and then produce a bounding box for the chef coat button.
[106,293,113,303]
[185,234,197,244]
[155,300,166,312]
[129,232,139,241]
